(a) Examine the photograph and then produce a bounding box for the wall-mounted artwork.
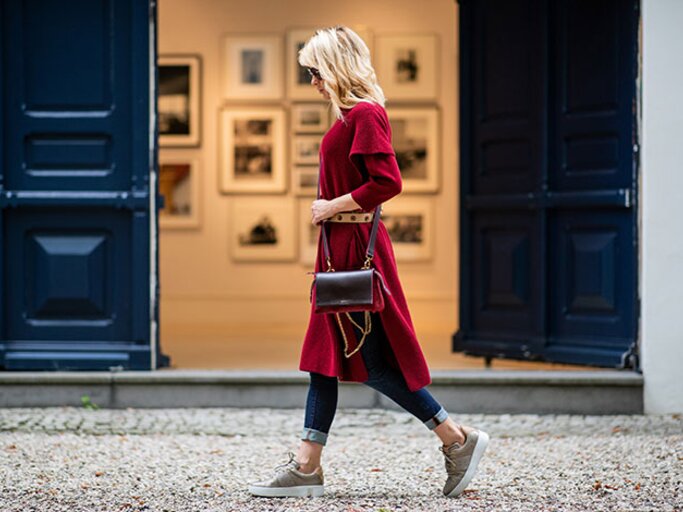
[381,197,434,261]
[376,34,438,101]
[291,103,329,133]
[387,107,440,193]
[158,154,201,229]
[286,29,319,100]
[229,197,296,262]
[292,135,321,165]
[219,107,286,194]
[292,166,319,196]
[158,55,201,147]
[298,198,319,266]
[221,35,283,100]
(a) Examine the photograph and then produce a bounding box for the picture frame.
[219,107,286,194]
[158,154,201,229]
[158,55,201,147]
[381,196,434,262]
[291,103,330,133]
[229,197,297,262]
[387,106,440,193]
[292,166,319,196]
[375,34,438,101]
[291,135,322,165]
[298,198,319,266]
[221,34,283,100]
[286,29,319,100]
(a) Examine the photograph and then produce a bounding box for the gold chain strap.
[335,311,372,358]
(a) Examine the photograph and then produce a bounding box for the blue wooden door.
[454,0,640,369]
[0,0,163,369]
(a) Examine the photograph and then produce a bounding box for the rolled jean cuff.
[301,427,328,446]
[423,406,449,430]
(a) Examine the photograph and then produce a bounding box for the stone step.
[0,369,643,414]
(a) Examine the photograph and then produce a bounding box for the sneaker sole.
[445,429,490,498]
[248,484,324,498]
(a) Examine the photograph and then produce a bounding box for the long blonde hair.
[298,25,386,121]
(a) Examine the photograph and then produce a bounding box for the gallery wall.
[157,0,460,337]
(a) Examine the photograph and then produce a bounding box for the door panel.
[0,0,158,369]
[455,0,639,368]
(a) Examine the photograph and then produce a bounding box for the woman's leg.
[296,371,338,473]
[350,312,467,447]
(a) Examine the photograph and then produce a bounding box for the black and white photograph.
[158,154,201,229]
[229,197,296,261]
[241,49,264,84]
[292,135,322,165]
[381,196,433,261]
[376,34,438,100]
[158,55,201,147]
[292,166,319,196]
[286,29,319,100]
[387,107,439,192]
[291,103,329,133]
[220,108,286,193]
[222,35,283,100]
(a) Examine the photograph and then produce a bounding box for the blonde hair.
[298,25,386,121]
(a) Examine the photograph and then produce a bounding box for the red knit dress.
[298,101,431,393]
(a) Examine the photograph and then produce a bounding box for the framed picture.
[221,35,283,100]
[292,135,321,165]
[286,29,319,100]
[291,103,329,133]
[219,107,286,194]
[292,166,319,196]
[158,55,201,147]
[298,198,319,266]
[229,197,297,262]
[387,107,440,193]
[381,196,434,262]
[158,154,201,229]
[376,34,438,101]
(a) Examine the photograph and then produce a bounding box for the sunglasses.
[306,66,322,80]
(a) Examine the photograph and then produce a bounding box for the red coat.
[298,101,432,392]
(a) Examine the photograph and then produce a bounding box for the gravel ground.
[0,407,681,512]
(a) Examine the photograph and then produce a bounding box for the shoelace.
[273,451,300,474]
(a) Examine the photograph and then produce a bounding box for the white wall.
[157,0,459,333]
[641,0,683,413]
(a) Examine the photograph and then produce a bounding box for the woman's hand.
[311,199,337,225]
[311,193,362,224]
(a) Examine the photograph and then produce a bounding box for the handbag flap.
[315,268,374,307]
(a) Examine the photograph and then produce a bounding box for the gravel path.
[0,408,681,511]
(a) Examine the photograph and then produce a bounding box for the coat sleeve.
[348,104,402,210]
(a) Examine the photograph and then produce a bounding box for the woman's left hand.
[311,199,337,225]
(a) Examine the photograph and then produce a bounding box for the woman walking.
[248,25,489,499]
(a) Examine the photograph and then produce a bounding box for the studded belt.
[327,211,375,223]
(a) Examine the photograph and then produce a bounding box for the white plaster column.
[641,0,683,413]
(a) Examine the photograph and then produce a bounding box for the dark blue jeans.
[301,311,448,446]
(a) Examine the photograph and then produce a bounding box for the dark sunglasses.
[306,66,322,80]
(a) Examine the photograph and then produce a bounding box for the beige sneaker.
[248,452,324,498]
[440,425,489,497]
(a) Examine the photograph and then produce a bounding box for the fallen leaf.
[593,480,602,490]
[604,484,620,490]
[635,483,641,490]
[370,468,383,472]
[81,483,89,489]
[203,483,211,488]
[95,471,104,477]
